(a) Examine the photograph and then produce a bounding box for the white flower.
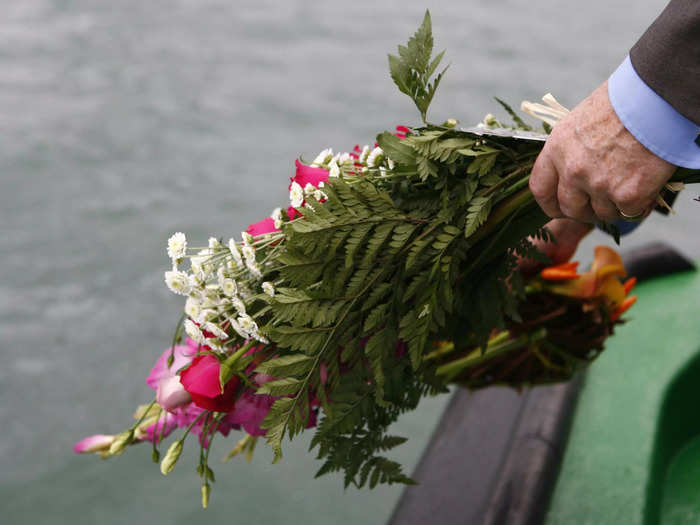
[271,207,283,229]
[221,278,238,297]
[241,231,254,246]
[184,297,201,320]
[228,238,243,267]
[247,260,262,279]
[338,152,353,166]
[164,270,191,296]
[237,314,258,336]
[167,232,187,262]
[196,308,218,324]
[303,182,316,196]
[328,161,340,178]
[203,322,228,340]
[359,145,370,164]
[208,237,221,250]
[232,297,246,315]
[367,147,384,168]
[387,158,395,170]
[228,317,248,339]
[313,189,327,201]
[184,319,205,344]
[311,148,333,167]
[289,181,304,208]
[242,245,255,265]
[262,282,275,297]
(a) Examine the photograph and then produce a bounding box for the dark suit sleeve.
[630,0,700,125]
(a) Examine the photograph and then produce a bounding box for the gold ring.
[617,208,645,222]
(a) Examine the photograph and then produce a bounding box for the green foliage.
[388,10,448,123]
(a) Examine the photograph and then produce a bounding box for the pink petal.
[290,159,329,190]
[146,343,197,390]
[157,375,192,412]
[73,434,114,454]
[247,217,279,236]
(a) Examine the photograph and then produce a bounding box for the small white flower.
[237,314,258,336]
[196,308,218,324]
[184,297,201,320]
[313,189,327,201]
[228,317,248,339]
[387,158,395,170]
[337,152,352,166]
[184,319,205,344]
[221,278,238,297]
[289,181,304,208]
[228,238,243,267]
[359,145,370,164]
[208,237,221,250]
[164,270,191,296]
[232,297,246,315]
[303,182,316,196]
[367,147,384,168]
[242,245,255,264]
[167,232,187,262]
[262,282,275,297]
[270,207,282,229]
[328,161,340,178]
[247,261,263,279]
[203,322,228,340]
[241,231,254,246]
[311,148,333,167]
[379,167,387,177]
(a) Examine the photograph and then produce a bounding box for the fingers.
[557,183,596,223]
[529,148,562,218]
[590,196,621,223]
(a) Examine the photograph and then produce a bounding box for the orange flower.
[540,246,636,319]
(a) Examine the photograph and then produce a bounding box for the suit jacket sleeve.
[630,0,700,125]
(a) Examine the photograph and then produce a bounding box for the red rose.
[180,355,240,412]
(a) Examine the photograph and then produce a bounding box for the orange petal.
[548,271,597,298]
[611,295,637,322]
[591,246,626,279]
[597,276,626,306]
[541,267,580,281]
[623,277,637,295]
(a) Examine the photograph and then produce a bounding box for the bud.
[201,483,211,509]
[445,118,458,128]
[160,440,183,475]
[108,431,133,456]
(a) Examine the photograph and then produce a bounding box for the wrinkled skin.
[529,82,676,222]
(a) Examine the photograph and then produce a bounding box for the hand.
[518,218,593,275]
[529,82,676,222]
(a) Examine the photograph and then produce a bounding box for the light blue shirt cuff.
[608,56,700,169]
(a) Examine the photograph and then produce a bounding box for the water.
[0,0,688,523]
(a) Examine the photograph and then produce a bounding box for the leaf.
[387,10,447,123]
[256,354,314,377]
[257,377,303,396]
[494,97,532,130]
[464,196,492,238]
[376,132,418,166]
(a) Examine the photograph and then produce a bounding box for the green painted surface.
[660,437,700,524]
[545,268,700,525]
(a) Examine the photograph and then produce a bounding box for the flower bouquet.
[74,12,700,507]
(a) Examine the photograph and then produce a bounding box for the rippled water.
[0,1,687,523]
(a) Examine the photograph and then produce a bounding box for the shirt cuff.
[608,56,700,169]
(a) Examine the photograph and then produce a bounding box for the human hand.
[518,218,593,275]
[529,81,676,222]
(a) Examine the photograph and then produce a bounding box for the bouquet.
[74,12,699,507]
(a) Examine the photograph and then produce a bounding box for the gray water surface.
[0,1,689,523]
